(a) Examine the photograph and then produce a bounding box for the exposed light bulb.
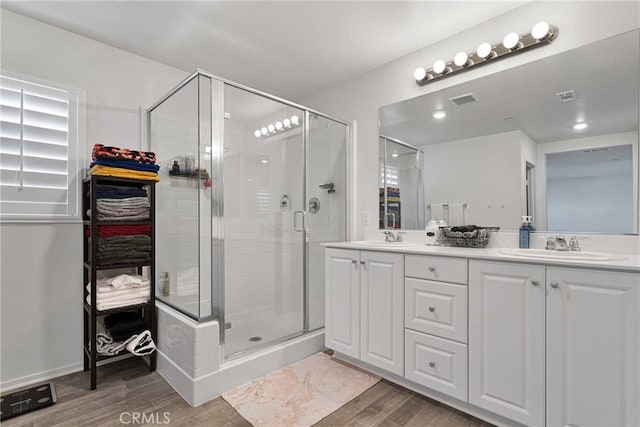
[275,121,283,130]
[254,130,261,138]
[268,124,275,133]
[454,52,469,67]
[531,22,551,40]
[503,32,521,50]
[476,42,493,59]
[291,115,300,125]
[432,111,446,120]
[573,122,588,130]
[261,127,268,136]
[414,67,427,81]
[283,118,291,128]
[432,60,447,74]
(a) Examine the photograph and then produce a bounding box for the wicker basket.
[439,226,500,248]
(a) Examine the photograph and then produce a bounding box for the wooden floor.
[3,358,491,427]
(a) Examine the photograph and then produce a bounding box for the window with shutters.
[0,74,82,220]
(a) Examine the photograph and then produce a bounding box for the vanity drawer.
[405,278,467,343]
[405,329,468,401]
[405,254,468,285]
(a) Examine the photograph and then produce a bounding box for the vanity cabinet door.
[360,251,404,376]
[468,260,545,426]
[547,267,640,427]
[325,248,361,358]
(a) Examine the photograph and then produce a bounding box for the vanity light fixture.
[414,22,558,85]
[454,52,470,67]
[502,32,522,50]
[573,122,588,130]
[476,42,494,59]
[256,115,302,138]
[433,111,447,119]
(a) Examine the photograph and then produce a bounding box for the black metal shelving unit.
[82,175,156,390]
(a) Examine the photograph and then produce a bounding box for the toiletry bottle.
[161,272,170,297]
[519,216,532,249]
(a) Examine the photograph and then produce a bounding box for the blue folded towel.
[96,186,148,199]
[92,157,160,173]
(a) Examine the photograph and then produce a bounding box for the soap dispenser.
[519,216,532,248]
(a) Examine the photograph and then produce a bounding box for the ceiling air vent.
[449,93,477,106]
[556,90,576,102]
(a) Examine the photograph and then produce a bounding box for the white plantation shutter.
[0,75,81,219]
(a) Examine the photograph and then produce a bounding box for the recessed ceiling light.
[433,111,446,120]
[391,153,399,158]
[573,122,588,130]
[261,159,268,164]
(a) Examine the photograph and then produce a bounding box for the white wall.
[0,10,188,389]
[300,1,640,239]
[423,131,523,230]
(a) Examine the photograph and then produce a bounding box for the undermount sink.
[357,241,410,248]
[498,248,627,262]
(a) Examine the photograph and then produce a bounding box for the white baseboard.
[0,362,84,393]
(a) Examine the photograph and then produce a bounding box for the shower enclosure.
[148,71,349,360]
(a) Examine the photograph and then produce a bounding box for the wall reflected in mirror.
[379,136,425,229]
[378,29,639,234]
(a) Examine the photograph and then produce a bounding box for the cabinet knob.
[428,306,436,312]
[429,361,436,368]
[352,259,357,264]
[360,260,366,265]
[428,266,436,272]
[550,281,559,289]
[531,280,539,286]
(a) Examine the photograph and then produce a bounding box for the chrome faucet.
[568,236,581,252]
[553,236,569,251]
[545,235,582,251]
[384,230,405,242]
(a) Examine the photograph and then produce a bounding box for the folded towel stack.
[95,235,152,267]
[86,274,150,311]
[95,311,156,356]
[380,186,401,203]
[88,143,160,182]
[86,224,151,238]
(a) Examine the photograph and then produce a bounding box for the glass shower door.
[306,114,348,331]
[222,84,305,357]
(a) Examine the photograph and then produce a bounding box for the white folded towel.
[87,283,150,296]
[126,330,156,356]
[449,203,466,227]
[107,274,144,289]
[86,295,149,311]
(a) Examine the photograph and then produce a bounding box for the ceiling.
[2,1,528,101]
[379,29,640,145]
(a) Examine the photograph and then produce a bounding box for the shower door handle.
[294,210,307,232]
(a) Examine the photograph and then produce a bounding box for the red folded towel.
[86,225,152,237]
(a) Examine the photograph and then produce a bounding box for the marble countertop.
[324,241,640,273]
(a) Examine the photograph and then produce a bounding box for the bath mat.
[222,352,380,427]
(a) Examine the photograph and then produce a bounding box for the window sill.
[0,217,83,225]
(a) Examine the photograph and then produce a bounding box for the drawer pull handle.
[428,306,436,312]
[550,281,559,289]
[352,259,357,264]
[531,280,539,286]
[429,362,436,368]
[428,266,436,272]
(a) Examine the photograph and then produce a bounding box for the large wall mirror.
[379,29,639,234]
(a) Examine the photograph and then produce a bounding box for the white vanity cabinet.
[325,248,404,375]
[546,267,640,427]
[468,260,546,426]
